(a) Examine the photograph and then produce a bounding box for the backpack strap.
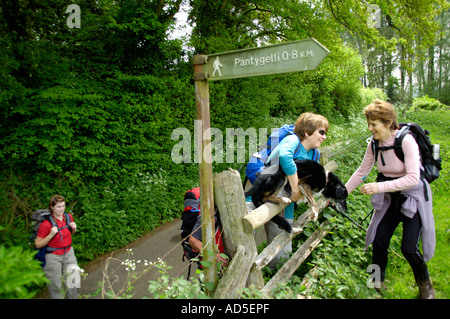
[371,139,393,166]
[49,212,72,242]
[376,143,394,166]
[293,134,302,159]
[312,148,320,162]
[264,132,301,166]
[392,125,410,162]
[46,245,72,253]
[371,125,409,166]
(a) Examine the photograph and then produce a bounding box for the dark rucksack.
[180,187,225,279]
[180,187,202,279]
[31,209,72,267]
[181,187,201,241]
[371,122,442,184]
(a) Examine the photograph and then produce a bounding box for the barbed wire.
[326,135,371,159]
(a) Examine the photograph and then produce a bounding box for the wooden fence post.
[213,169,264,298]
[214,245,256,299]
[194,55,217,293]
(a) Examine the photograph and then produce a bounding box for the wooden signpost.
[204,38,330,81]
[193,39,329,294]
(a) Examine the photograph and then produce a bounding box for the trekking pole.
[338,211,367,232]
[361,209,373,222]
[327,203,367,232]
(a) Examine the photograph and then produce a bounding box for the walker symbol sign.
[204,39,329,81]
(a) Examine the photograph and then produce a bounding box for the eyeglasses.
[318,129,327,136]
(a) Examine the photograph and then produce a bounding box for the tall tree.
[188,0,342,53]
[322,0,448,104]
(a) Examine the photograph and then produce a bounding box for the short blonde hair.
[364,99,399,130]
[294,112,329,140]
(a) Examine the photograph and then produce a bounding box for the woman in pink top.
[345,99,435,299]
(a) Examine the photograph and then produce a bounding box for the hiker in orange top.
[35,195,79,299]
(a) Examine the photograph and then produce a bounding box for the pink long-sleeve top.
[345,130,421,194]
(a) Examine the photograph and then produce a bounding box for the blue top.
[265,134,319,219]
[266,134,318,174]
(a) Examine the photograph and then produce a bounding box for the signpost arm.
[193,55,217,294]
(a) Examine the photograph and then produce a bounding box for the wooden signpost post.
[193,39,329,294]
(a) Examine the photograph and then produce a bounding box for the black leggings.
[372,192,429,281]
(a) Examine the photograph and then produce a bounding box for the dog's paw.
[281,197,292,204]
[292,227,303,234]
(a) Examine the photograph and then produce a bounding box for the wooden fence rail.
[212,161,338,298]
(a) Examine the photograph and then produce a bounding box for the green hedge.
[412,95,448,111]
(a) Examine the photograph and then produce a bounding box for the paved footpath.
[78,217,191,299]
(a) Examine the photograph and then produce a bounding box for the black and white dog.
[245,159,348,233]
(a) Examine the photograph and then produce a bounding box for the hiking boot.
[416,278,435,299]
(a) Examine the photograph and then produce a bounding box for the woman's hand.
[287,174,302,202]
[361,183,379,195]
[290,188,301,202]
[49,226,58,237]
[69,221,77,233]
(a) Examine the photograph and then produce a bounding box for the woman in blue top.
[265,112,329,269]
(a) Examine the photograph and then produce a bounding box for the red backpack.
[180,187,224,278]
[181,187,202,241]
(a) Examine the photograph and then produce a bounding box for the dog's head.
[322,171,348,212]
